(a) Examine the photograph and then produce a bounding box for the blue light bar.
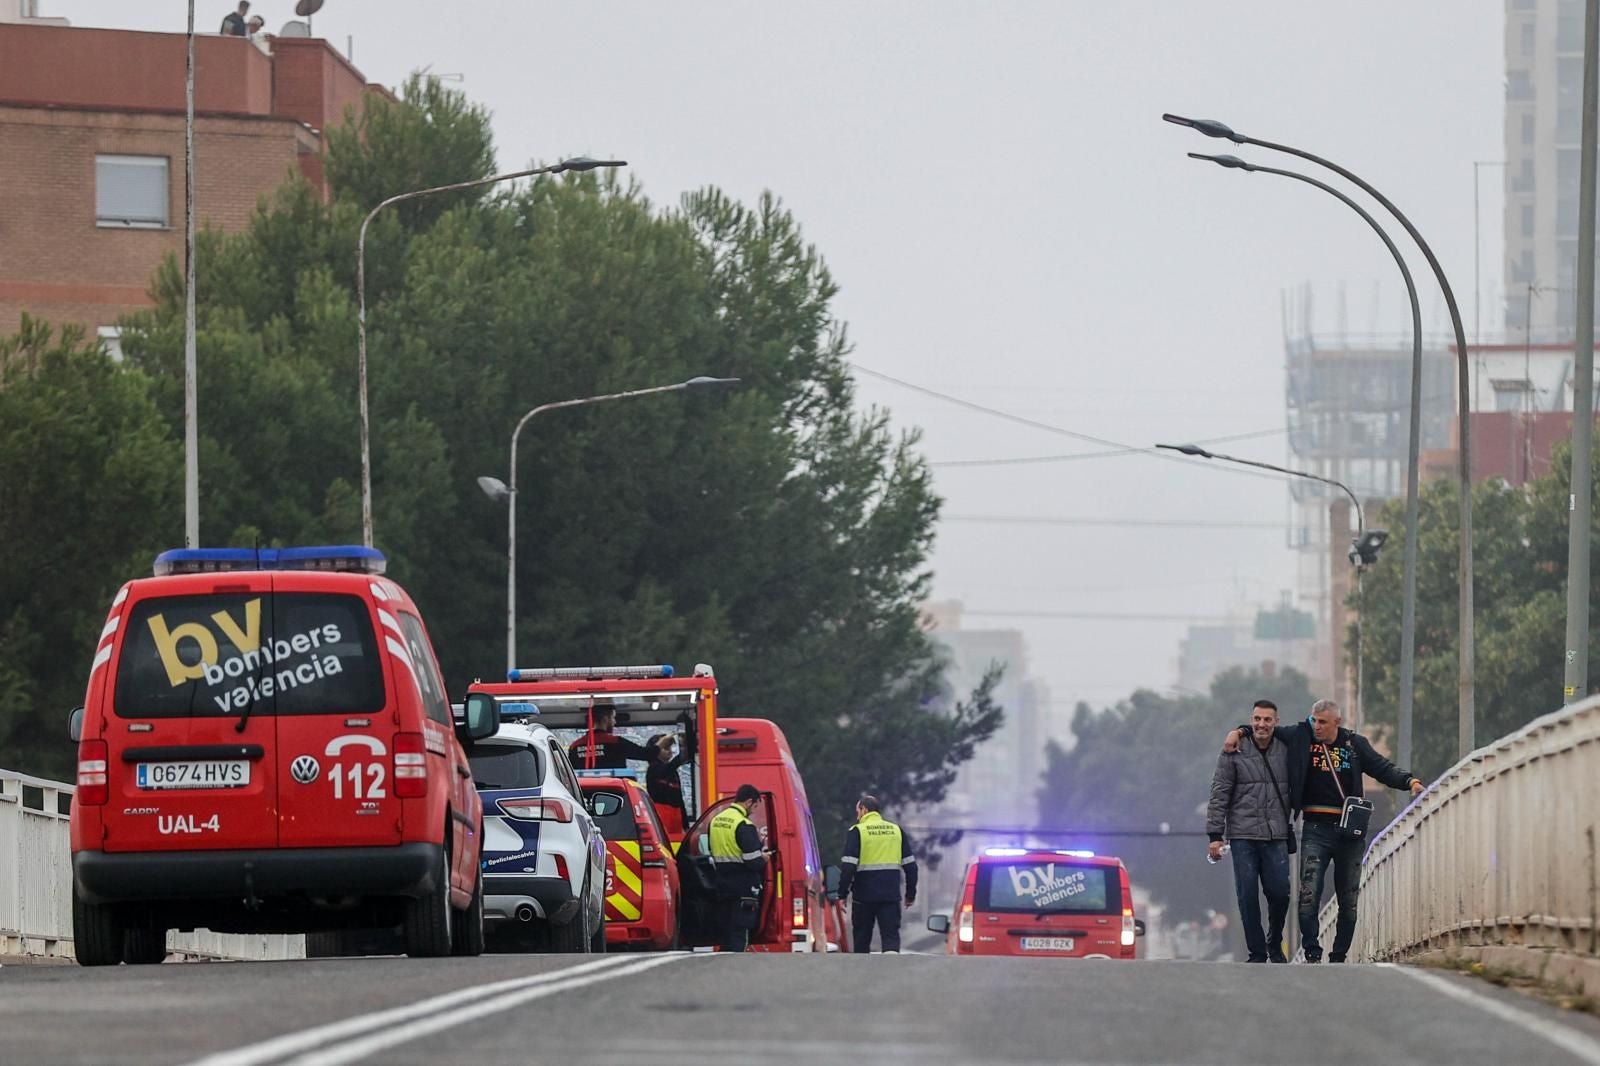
[497,701,540,717]
[1056,850,1095,858]
[984,847,1029,857]
[153,545,387,577]
[506,664,675,682]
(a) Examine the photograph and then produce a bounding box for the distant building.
[0,7,385,339]
[1174,596,1320,696]
[1502,0,1590,341]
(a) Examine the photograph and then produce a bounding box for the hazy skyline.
[50,2,1507,724]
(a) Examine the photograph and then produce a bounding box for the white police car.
[460,693,607,952]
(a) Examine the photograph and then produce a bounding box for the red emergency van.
[708,718,845,952]
[68,546,496,965]
[928,848,1145,959]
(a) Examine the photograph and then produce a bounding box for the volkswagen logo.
[290,755,320,785]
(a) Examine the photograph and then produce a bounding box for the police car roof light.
[152,545,387,577]
[984,847,1029,857]
[497,701,540,718]
[506,664,675,682]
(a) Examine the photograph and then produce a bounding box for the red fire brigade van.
[713,718,845,952]
[68,546,496,965]
[928,848,1145,959]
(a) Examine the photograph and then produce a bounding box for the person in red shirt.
[567,706,670,771]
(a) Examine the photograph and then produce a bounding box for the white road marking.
[286,954,689,1066]
[1387,963,1600,1065]
[184,955,648,1066]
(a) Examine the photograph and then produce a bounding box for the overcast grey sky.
[55,2,1506,727]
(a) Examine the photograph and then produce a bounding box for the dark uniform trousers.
[852,898,901,953]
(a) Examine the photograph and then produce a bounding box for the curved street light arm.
[1160,444,1364,537]
[356,158,628,548]
[1188,150,1423,770]
[1170,110,1475,756]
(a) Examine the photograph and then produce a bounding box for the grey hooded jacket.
[1206,736,1292,843]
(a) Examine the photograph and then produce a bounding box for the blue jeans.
[1298,821,1364,960]
[1229,838,1290,962]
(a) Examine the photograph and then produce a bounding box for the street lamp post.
[1183,151,1423,769]
[1155,444,1387,731]
[1165,112,1476,762]
[478,376,740,672]
[356,156,628,549]
[183,0,198,547]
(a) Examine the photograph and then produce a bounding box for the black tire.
[403,845,453,958]
[122,926,168,965]
[72,893,125,967]
[451,870,486,957]
[589,902,607,954]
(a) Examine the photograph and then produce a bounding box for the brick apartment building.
[0,12,383,340]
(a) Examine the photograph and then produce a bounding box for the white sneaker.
[883,950,899,954]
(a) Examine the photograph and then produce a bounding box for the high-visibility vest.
[854,811,904,872]
[709,803,760,864]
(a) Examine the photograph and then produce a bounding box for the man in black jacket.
[1225,699,1423,963]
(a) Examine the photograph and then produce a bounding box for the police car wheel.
[72,893,126,967]
[403,844,454,958]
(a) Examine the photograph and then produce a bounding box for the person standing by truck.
[708,784,767,951]
[838,795,918,953]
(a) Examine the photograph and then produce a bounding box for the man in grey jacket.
[1207,699,1293,963]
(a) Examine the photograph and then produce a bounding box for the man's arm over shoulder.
[1352,732,1415,792]
[1206,752,1235,842]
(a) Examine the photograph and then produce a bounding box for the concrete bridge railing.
[1323,695,1600,979]
[0,768,303,962]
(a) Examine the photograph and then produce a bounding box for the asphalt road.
[5,952,1600,1066]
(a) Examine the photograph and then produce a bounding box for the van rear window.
[114,593,383,718]
[976,861,1118,915]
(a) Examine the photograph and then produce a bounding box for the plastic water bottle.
[1206,843,1231,865]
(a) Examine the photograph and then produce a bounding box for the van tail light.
[394,733,428,798]
[957,903,975,945]
[792,895,807,929]
[77,740,109,806]
[1121,913,1137,947]
[498,797,572,822]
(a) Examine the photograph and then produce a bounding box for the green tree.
[0,317,179,777]
[1355,442,1600,782]
[1035,667,1316,952]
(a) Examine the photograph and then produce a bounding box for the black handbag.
[1319,743,1374,841]
[1258,740,1297,855]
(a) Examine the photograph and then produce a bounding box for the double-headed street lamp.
[1165,112,1476,763]
[1156,443,1388,732]
[1181,151,1423,769]
[478,375,740,672]
[356,156,628,550]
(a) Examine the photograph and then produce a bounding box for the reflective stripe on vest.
[854,811,903,871]
[709,804,760,863]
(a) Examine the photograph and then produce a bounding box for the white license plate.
[136,760,250,790]
[1020,936,1075,952]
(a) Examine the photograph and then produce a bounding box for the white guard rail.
[0,768,303,962]
[1322,695,1600,963]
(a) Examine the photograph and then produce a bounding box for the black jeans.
[1298,820,1364,960]
[715,894,758,952]
[851,898,902,952]
[1229,838,1290,962]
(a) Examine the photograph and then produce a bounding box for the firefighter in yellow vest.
[838,794,918,953]
[708,784,767,951]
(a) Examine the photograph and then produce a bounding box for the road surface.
[4,952,1600,1065]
